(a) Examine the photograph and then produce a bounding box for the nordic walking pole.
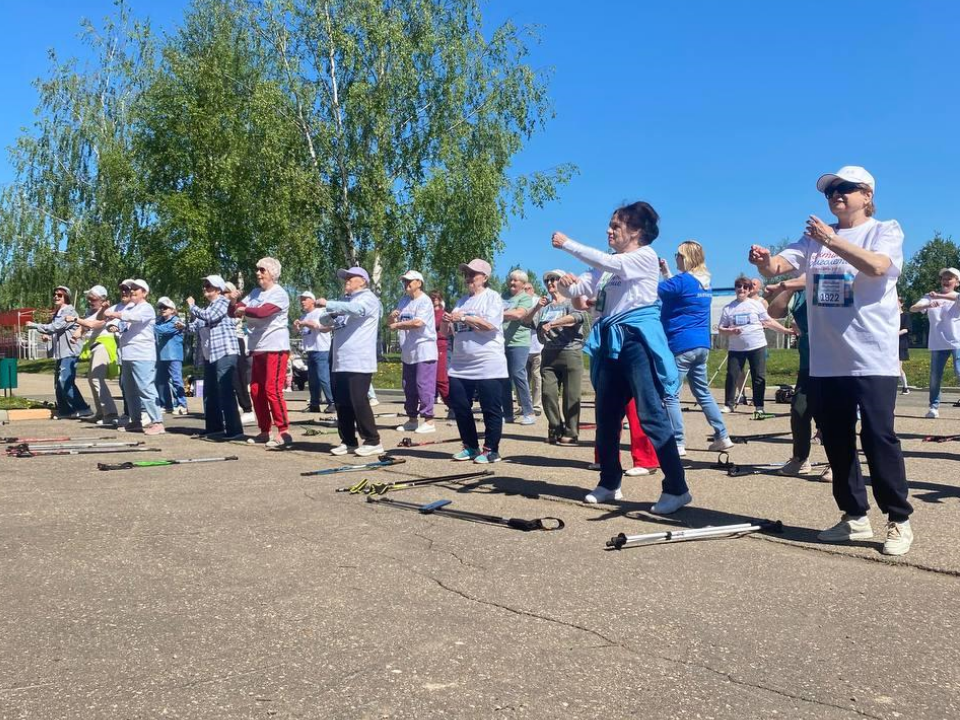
[707,351,728,388]
[11,446,161,458]
[6,440,143,453]
[361,470,496,495]
[733,367,751,410]
[606,520,782,549]
[366,496,565,531]
[97,455,239,471]
[301,455,405,477]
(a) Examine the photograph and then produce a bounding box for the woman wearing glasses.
[718,276,793,416]
[234,258,292,449]
[69,284,119,425]
[520,269,587,445]
[659,241,732,453]
[750,166,913,556]
[26,286,92,419]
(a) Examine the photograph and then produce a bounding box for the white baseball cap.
[119,278,136,290]
[816,166,876,193]
[129,279,150,293]
[299,290,316,300]
[458,259,492,276]
[543,269,565,281]
[84,284,108,299]
[157,296,176,310]
[400,270,424,283]
[202,275,227,291]
[939,267,960,280]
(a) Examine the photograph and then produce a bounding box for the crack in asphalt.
[412,531,487,570]
[405,564,885,720]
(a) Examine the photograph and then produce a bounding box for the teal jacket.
[584,304,680,398]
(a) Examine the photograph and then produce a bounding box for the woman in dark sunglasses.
[25,286,93,419]
[749,166,914,556]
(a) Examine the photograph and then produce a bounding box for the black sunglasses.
[734,283,751,290]
[53,293,66,298]
[825,181,864,198]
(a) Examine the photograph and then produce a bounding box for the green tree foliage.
[136,0,323,299]
[251,0,576,290]
[0,3,154,307]
[0,0,573,309]
[899,232,960,306]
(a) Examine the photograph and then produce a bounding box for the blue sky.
[3,0,959,288]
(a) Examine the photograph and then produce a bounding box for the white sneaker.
[331,443,357,456]
[584,486,623,504]
[396,419,419,432]
[676,445,687,457]
[882,520,914,556]
[519,415,536,426]
[355,444,385,457]
[624,466,652,477]
[174,406,188,416]
[818,514,873,542]
[415,422,436,434]
[708,437,734,452]
[720,405,732,414]
[369,398,380,407]
[651,491,692,515]
[779,457,812,476]
[925,407,939,419]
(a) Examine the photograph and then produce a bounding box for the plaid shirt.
[189,296,238,362]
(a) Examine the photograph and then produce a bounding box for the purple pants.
[402,360,438,419]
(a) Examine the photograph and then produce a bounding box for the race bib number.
[399,313,413,322]
[454,311,476,333]
[813,273,854,308]
[734,313,751,327]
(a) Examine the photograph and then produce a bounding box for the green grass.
[9,349,955,390]
[0,396,50,410]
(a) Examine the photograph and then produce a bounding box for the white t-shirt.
[448,288,508,380]
[917,297,960,351]
[719,298,770,352]
[779,218,904,377]
[326,289,381,374]
[396,293,438,364]
[299,308,332,353]
[117,301,157,362]
[242,285,290,352]
[558,239,659,316]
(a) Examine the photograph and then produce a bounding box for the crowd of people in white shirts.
[29,164,950,557]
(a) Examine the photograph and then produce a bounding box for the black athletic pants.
[332,371,380,446]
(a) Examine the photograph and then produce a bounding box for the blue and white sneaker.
[452,447,482,461]
[474,450,501,464]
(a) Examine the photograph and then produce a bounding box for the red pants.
[251,352,290,434]
[594,398,659,469]
[436,344,450,404]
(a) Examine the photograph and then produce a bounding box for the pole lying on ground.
[724,431,793,444]
[98,456,239,471]
[340,469,495,495]
[302,427,339,436]
[366,496,564,531]
[923,434,960,443]
[396,436,464,448]
[300,455,404,477]
[606,520,782,549]
[6,440,143,454]
[712,452,826,477]
[10,446,161,458]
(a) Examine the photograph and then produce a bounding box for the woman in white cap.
[103,279,165,435]
[69,284,120,424]
[26,285,92,419]
[750,165,913,555]
[187,275,243,440]
[154,296,188,415]
[520,269,588,444]
[553,202,690,513]
[234,257,292,448]
[294,291,335,413]
[442,258,508,464]
[389,270,438,433]
[910,267,960,418]
[316,266,383,456]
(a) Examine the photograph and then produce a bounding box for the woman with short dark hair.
[552,201,690,514]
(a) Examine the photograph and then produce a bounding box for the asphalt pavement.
[2,375,959,719]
